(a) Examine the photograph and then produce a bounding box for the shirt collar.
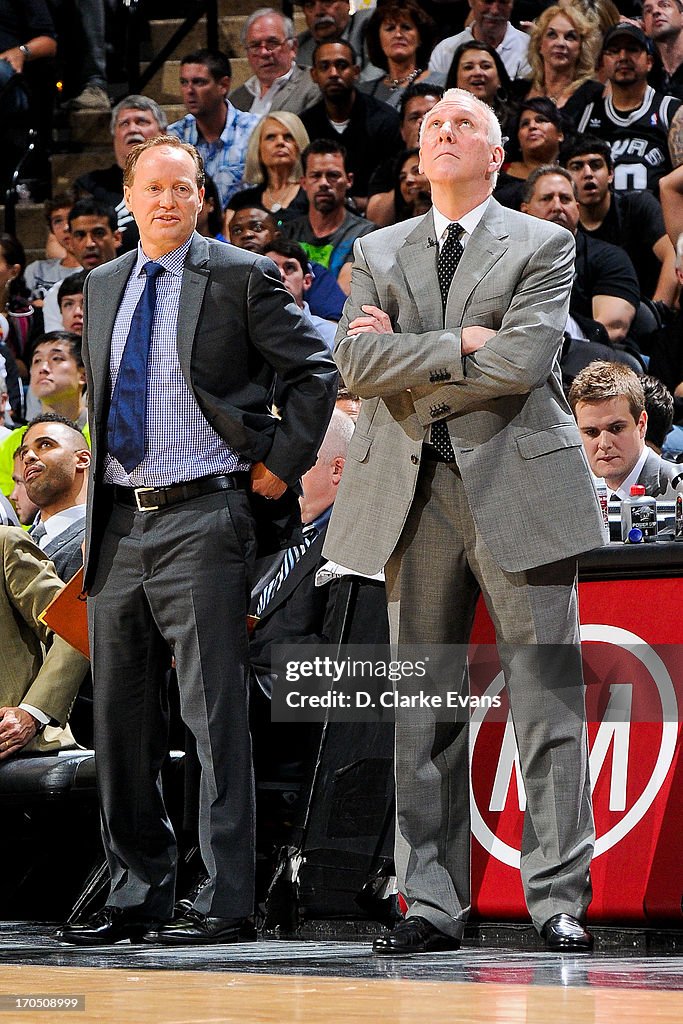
[136,234,193,277]
[42,504,86,545]
[244,63,295,99]
[432,196,491,245]
[613,446,649,501]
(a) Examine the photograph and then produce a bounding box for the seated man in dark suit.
[250,406,355,697]
[18,414,90,583]
[569,360,683,499]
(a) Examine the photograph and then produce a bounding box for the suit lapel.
[445,199,509,325]
[258,533,325,620]
[177,232,210,391]
[397,213,442,332]
[87,253,136,427]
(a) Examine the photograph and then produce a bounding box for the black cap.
[602,22,653,55]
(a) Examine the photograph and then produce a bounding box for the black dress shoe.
[541,913,593,952]
[143,909,257,945]
[56,907,159,946]
[373,916,461,955]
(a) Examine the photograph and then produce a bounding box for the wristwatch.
[19,44,31,60]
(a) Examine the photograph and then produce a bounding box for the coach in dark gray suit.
[325,89,607,955]
[59,136,337,946]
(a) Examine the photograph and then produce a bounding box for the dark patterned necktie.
[107,261,164,472]
[30,521,47,544]
[430,222,464,461]
[256,523,318,614]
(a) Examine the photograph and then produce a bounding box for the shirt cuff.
[19,703,51,727]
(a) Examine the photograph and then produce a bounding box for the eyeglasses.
[245,37,291,54]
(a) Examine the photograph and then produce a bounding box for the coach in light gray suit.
[324,89,607,955]
[58,136,337,948]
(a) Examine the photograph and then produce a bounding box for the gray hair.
[318,408,355,465]
[110,95,168,136]
[241,8,294,45]
[418,87,503,186]
[521,164,577,206]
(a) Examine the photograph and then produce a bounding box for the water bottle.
[621,485,657,542]
[595,479,609,540]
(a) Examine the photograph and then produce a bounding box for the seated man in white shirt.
[569,360,683,500]
[428,0,531,81]
[229,8,320,116]
[18,414,90,583]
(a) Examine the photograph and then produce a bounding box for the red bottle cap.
[630,485,646,496]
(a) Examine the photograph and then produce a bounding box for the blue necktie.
[108,261,164,472]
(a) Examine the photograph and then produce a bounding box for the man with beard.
[75,96,168,253]
[576,23,681,195]
[19,414,90,582]
[299,40,402,210]
[280,139,375,293]
[643,0,683,101]
[295,0,372,68]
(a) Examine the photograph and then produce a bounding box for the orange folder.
[39,567,90,659]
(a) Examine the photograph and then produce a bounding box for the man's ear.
[113,230,123,251]
[76,448,92,470]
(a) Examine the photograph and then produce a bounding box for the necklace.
[386,67,422,91]
[263,182,298,210]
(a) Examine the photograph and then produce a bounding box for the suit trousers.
[88,488,257,920]
[385,458,594,937]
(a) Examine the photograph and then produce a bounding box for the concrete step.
[0,202,48,254]
[148,12,308,55]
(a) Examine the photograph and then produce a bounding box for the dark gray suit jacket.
[43,517,85,584]
[82,232,337,588]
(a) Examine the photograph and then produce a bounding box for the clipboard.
[39,566,90,659]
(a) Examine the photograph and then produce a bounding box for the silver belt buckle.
[133,486,159,512]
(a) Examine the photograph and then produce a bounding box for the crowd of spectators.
[3,0,683,767]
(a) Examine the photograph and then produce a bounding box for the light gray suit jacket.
[229,64,321,116]
[324,200,607,575]
[0,528,87,753]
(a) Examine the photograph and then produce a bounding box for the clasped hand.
[0,707,38,760]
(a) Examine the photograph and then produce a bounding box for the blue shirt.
[167,101,261,209]
[104,237,249,487]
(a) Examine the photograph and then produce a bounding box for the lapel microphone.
[427,237,438,248]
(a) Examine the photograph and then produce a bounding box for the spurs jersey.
[577,86,681,193]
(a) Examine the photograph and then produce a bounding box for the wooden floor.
[1,962,683,1024]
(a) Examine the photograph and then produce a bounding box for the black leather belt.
[113,472,250,512]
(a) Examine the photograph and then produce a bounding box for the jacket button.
[411,454,419,464]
